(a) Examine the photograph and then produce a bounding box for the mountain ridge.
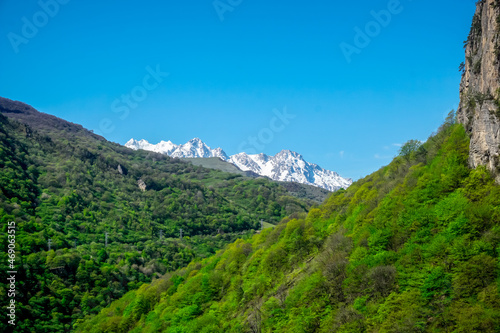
[77,118,500,333]
[0,95,319,332]
[76,5,500,332]
[125,138,352,191]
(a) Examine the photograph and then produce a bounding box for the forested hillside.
[0,97,314,332]
[76,114,500,332]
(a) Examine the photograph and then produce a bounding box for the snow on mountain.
[125,138,228,160]
[169,138,229,159]
[229,153,267,174]
[125,138,352,191]
[125,139,178,155]
[230,150,352,192]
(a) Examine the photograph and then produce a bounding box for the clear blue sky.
[0,0,476,180]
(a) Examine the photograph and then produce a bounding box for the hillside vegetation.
[0,98,314,333]
[77,114,500,332]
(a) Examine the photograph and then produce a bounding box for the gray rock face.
[137,179,147,192]
[457,0,500,183]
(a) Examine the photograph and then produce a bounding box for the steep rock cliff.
[457,0,500,182]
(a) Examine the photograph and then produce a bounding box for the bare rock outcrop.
[137,179,147,192]
[457,0,500,183]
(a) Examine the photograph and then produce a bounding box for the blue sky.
[0,0,476,180]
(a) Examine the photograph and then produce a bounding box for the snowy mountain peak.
[126,137,228,160]
[188,138,203,144]
[276,149,303,159]
[126,138,178,155]
[124,138,352,191]
[125,138,138,146]
[213,147,230,160]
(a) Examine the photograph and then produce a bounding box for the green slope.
[0,98,313,332]
[76,115,500,332]
[180,158,332,204]
[179,157,257,177]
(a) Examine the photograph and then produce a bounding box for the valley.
[0,97,318,332]
[1,1,499,332]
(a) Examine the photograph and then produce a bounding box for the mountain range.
[125,138,352,192]
[2,2,500,332]
[76,5,500,328]
[0,95,320,332]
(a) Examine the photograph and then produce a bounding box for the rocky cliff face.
[457,0,500,182]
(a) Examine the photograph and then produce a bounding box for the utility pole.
[179,229,183,240]
[48,239,52,251]
[105,232,108,247]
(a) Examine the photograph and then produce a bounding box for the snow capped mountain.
[126,138,228,160]
[169,138,229,159]
[229,150,352,192]
[125,139,178,155]
[125,138,352,191]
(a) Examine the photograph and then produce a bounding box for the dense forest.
[0,98,316,332]
[76,113,500,332]
[2,1,498,332]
